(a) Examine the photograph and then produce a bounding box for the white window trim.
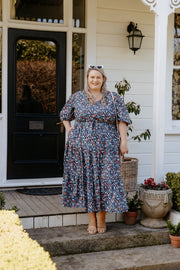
[0,0,97,187]
[166,13,180,134]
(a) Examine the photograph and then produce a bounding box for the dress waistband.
[76,119,115,125]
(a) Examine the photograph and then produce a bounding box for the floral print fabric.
[60,90,130,213]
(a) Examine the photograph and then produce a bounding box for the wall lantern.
[127,22,144,54]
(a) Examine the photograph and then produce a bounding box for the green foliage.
[0,192,19,212]
[167,220,180,236]
[16,39,56,61]
[166,172,180,212]
[0,210,57,269]
[0,192,5,210]
[126,191,142,211]
[115,79,151,142]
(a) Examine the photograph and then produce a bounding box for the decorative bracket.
[141,0,180,15]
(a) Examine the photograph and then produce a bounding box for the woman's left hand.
[120,142,128,156]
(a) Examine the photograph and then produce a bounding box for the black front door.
[8,29,66,179]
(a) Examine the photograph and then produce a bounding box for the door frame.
[7,28,66,180]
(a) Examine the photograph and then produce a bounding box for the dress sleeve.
[113,92,131,125]
[60,94,75,121]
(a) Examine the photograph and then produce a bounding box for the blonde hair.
[84,67,108,105]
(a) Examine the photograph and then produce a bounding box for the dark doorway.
[8,28,66,179]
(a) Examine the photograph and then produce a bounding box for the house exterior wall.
[96,0,180,183]
[96,0,154,183]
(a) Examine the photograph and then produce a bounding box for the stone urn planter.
[139,187,173,228]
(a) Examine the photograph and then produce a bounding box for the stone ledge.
[27,222,170,257]
[52,244,180,270]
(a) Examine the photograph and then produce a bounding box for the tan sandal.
[97,211,107,234]
[97,223,106,234]
[87,225,97,234]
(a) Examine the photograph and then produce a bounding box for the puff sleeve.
[113,92,131,125]
[60,94,75,121]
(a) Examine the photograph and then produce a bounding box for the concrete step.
[51,244,180,270]
[27,222,170,257]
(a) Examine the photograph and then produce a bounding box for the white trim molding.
[142,0,180,14]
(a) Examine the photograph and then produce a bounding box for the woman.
[60,65,130,234]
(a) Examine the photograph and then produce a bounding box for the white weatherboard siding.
[97,0,154,183]
[97,0,180,182]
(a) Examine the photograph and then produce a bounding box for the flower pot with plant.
[167,220,180,248]
[139,178,173,228]
[124,191,141,225]
[115,79,151,191]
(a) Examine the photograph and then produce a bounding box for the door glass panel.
[10,0,63,24]
[73,0,85,28]
[72,33,85,94]
[16,39,56,114]
[0,28,2,113]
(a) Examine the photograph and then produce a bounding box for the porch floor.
[1,190,85,218]
[0,189,119,229]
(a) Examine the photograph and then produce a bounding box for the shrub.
[0,210,57,270]
[166,172,180,212]
[167,220,180,236]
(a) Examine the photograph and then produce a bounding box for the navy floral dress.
[60,90,130,213]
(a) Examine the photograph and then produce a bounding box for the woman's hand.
[118,121,128,156]
[120,142,128,156]
[66,126,75,135]
[62,121,75,134]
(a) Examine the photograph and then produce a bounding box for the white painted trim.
[86,0,97,68]
[0,178,63,188]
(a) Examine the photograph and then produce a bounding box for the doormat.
[16,187,62,196]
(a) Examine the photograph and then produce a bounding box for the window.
[10,0,63,24]
[16,39,57,114]
[72,33,85,94]
[73,0,85,28]
[172,13,180,120]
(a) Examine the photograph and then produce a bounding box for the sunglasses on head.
[88,65,104,69]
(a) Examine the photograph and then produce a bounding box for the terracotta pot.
[139,187,173,228]
[123,211,138,225]
[170,234,180,248]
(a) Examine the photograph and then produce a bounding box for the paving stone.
[52,244,180,270]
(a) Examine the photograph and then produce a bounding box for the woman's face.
[87,70,104,92]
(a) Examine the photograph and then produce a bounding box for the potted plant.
[139,178,173,228]
[124,191,141,225]
[167,220,180,248]
[115,78,151,192]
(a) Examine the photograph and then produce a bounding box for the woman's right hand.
[66,126,75,135]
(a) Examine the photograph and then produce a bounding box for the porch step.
[27,222,170,257]
[52,244,180,270]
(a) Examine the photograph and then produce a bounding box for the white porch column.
[141,0,180,181]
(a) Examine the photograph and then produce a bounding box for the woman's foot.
[97,211,107,234]
[87,212,97,234]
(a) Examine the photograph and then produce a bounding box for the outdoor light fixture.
[127,22,144,54]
